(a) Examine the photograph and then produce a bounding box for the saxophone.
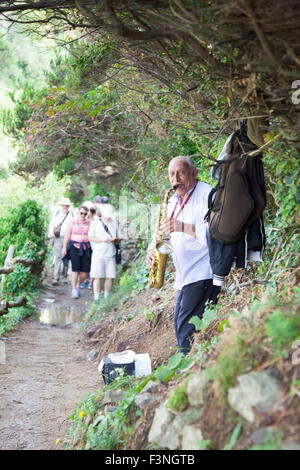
[148,186,177,289]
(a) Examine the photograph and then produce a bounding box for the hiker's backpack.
[206,122,266,244]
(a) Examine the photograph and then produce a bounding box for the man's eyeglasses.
[80,212,88,216]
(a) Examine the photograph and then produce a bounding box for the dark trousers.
[174,279,221,354]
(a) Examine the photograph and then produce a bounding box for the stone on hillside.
[187,371,210,406]
[181,425,203,450]
[148,401,175,444]
[281,442,300,451]
[251,428,280,445]
[160,408,203,450]
[143,380,161,394]
[135,393,160,409]
[102,389,126,404]
[228,371,281,423]
[86,350,96,362]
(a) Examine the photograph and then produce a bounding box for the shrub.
[0,199,46,265]
[0,199,46,297]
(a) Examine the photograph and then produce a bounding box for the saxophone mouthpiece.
[173,184,179,190]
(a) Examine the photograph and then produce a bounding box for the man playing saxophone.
[146,156,221,354]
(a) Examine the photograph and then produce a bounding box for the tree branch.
[0,296,27,317]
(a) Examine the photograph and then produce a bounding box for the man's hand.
[160,217,183,235]
[160,218,197,238]
[146,249,155,269]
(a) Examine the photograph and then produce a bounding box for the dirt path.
[0,284,100,450]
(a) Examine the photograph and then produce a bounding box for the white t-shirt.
[88,217,121,257]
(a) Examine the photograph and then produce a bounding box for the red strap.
[171,184,197,219]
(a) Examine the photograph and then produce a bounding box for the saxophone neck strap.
[171,184,197,219]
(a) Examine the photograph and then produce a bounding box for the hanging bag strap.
[99,217,114,239]
[60,211,69,225]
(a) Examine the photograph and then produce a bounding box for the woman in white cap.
[48,197,74,285]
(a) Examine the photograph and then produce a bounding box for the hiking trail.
[0,283,100,450]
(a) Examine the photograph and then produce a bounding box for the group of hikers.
[48,195,121,301]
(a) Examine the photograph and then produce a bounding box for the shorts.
[69,245,91,273]
[90,253,116,279]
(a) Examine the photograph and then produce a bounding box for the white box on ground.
[135,353,151,377]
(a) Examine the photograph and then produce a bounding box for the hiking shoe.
[71,291,79,299]
[88,283,93,290]
[76,286,81,297]
[80,282,88,288]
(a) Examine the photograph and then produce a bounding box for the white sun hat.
[59,197,71,206]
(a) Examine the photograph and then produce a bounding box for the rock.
[181,425,203,450]
[143,380,161,394]
[187,371,210,407]
[160,408,203,450]
[86,350,96,362]
[105,405,118,413]
[228,371,281,423]
[148,400,175,444]
[102,389,126,404]
[281,441,300,451]
[251,428,280,445]
[159,424,180,450]
[135,393,160,409]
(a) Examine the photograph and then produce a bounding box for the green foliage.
[198,438,211,450]
[3,242,44,295]
[189,303,221,331]
[0,199,46,266]
[152,352,195,383]
[0,302,35,336]
[66,374,142,450]
[265,289,300,358]
[145,309,158,325]
[0,173,71,227]
[2,82,47,138]
[167,381,189,412]
[223,423,243,450]
[0,200,46,330]
[211,287,300,400]
[0,31,41,89]
[262,144,300,278]
[212,334,252,396]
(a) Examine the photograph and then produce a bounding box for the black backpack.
[206,122,266,244]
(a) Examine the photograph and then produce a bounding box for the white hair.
[168,156,196,171]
